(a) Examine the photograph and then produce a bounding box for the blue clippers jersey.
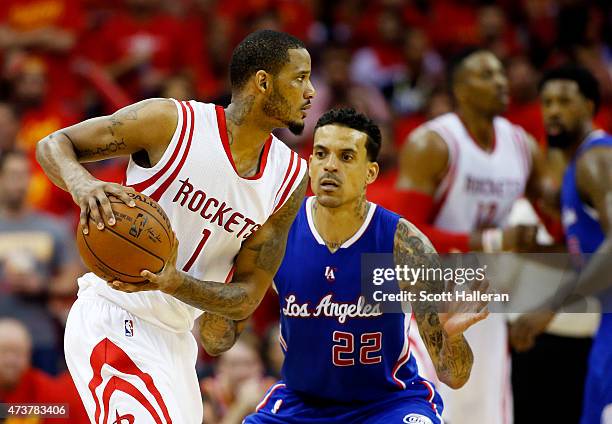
[275,197,420,403]
[561,131,611,257]
[561,131,612,311]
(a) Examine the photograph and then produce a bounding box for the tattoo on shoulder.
[393,218,439,273]
[246,173,308,274]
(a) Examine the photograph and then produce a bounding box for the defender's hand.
[510,311,555,352]
[503,224,538,252]
[109,236,181,294]
[70,177,136,234]
[439,278,491,338]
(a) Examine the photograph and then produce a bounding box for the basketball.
[76,191,174,283]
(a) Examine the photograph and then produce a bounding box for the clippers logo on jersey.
[282,294,382,324]
[403,414,433,424]
[324,266,337,282]
[172,178,262,240]
[124,320,134,337]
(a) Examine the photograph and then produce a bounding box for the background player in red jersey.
[35,30,312,423]
[395,48,556,424]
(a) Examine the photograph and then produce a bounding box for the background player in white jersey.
[35,30,313,423]
[395,48,554,424]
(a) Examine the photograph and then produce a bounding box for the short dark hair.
[447,46,489,88]
[314,108,382,161]
[0,148,27,173]
[539,65,601,114]
[229,30,306,90]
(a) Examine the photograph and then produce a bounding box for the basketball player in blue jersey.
[242,108,490,424]
[511,66,612,423]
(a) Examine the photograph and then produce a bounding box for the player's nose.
[305,79,316,99]
[323,154,338,171]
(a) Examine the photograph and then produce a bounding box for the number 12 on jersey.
[332,331,382,366]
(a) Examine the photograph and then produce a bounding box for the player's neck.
[456,107,495,151]
[224,100,274,177]
[312,195,370,253]
[563,123,595,162]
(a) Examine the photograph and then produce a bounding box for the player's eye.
[315,150,325,158]
[342,153,353,161]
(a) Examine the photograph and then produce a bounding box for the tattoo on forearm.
[172,273,257,318]
[199,312,238,354]
[75,140,128,159]
[394,218,473,386]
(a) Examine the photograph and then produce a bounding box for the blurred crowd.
[1,0,612,422]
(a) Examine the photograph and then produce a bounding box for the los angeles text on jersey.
[282,294,382,324]
[173,178,262,239]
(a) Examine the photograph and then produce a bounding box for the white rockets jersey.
[423,112,531,233]
[79,99,307,332]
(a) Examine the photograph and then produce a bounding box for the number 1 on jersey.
[182,229,212,272]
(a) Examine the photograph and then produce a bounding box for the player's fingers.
[141,270,158,281]
[79,202,89,235]
[88,197,105,230]
[109,280,152,293]
[106,184,136,207]
[95,191,115,226]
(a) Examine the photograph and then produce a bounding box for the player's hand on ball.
[70,176,137,234]
[109,235,181,294]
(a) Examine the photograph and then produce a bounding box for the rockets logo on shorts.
[113,411,135,424]
[124,320,134,337]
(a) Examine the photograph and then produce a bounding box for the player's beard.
[547,128,578,149]
[263,87,304,135]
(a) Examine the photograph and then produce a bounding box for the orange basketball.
[76,192,174,283]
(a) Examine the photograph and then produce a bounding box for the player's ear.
[308,155,313,178]
[255,71,270,93]
[366,161,379,185]
[585,99,595,117]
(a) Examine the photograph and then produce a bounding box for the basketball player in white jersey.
[35,30,313,424]
[396,49,554,424]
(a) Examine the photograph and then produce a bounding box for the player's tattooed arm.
[115,173,309,320]
[35,98,177,232]
[394,218,480,389]
[198,312,248,356]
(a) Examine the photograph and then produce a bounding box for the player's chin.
[315,192,343,208]
[287,119,305,136]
